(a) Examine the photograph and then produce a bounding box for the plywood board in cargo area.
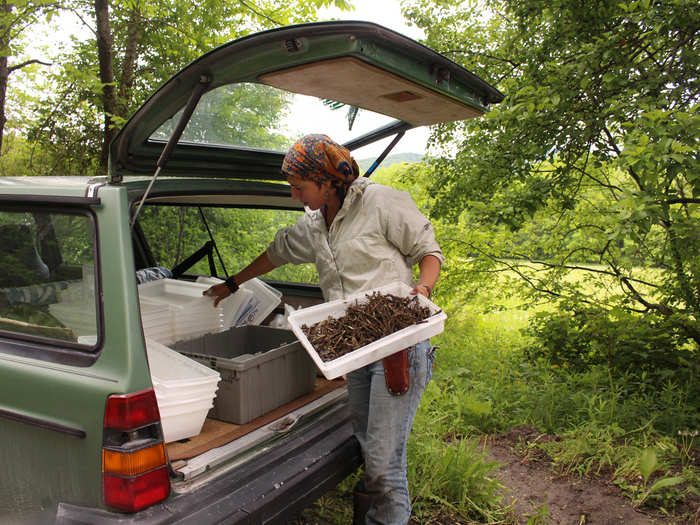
[166,377,346,461]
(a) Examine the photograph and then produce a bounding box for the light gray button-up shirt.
[267,178,443,301]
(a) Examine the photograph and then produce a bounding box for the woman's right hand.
[203,282,231,307]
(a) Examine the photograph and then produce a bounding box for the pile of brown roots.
[301,292,431,362]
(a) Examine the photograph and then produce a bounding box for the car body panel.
[0,180,155,520]
[56,405,361,524]
[0,176,354,523]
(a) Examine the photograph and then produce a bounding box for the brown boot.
[353,480,371,525]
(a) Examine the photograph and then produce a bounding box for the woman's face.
[286,175,334,210]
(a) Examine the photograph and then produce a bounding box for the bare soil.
[294,424,698,524]
[483,425,665,525]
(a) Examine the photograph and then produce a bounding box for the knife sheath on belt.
[382,348,409,395]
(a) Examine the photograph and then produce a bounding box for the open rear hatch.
[108,21,503,183]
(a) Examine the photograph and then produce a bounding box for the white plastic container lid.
[240,278,282,325]
[196,276,281,327]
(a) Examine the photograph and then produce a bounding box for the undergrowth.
[413,292,699,521]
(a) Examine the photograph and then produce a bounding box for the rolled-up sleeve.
[378,187,444,267]
[266,217,317,267]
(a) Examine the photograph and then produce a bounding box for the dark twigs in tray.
[301,292,432,362]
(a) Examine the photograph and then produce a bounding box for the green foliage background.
[138,205,318,283]
[0,0,350,175]
[399,0,699,371]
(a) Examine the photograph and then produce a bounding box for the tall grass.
[407,286,699,520]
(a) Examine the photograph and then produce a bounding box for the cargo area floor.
[166,377,346,461]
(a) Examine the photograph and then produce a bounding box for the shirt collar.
[306,178,373,224]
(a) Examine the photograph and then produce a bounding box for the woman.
[204,134,442,525]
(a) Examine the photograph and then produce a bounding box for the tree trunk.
[0,54,8,157]
[94,0,118,171]
[0,0,10,156]
[117,5,142,118]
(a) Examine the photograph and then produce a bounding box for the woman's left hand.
[411,284,431,298]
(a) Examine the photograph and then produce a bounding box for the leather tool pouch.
[383,348,410,395]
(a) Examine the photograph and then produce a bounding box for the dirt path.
[485,425,661,525]
[295,424,696,524]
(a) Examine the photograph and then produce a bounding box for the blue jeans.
[346,340,434,525]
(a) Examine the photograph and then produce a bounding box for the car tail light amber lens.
[103,443,167,477]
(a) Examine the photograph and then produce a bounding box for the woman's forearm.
[204,251,278,306]
[415,254,441,298]
[230,251,277,286]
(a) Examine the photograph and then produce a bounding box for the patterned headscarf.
[281,134,360,198]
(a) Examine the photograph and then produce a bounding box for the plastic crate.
[287,281,447,380]
[171,326,316,424]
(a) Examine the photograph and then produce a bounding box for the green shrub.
[525,306,697,386]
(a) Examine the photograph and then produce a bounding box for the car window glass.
[0,208,98,347]
[138,205,319,284]
[150,82,397,152]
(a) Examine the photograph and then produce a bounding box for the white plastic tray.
[157,396,214,443]
[288,281,446,380]
[146,338,220,393]
[196,276,282,327]
[138,278,213,309]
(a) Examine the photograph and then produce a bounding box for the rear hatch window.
[151,82,401,154]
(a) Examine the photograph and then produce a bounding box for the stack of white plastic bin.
[145,338,220,442]
[139,277,282,344]
[138,279,225,345]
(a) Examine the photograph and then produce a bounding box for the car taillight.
[104,389,161,430]
[103,468,170,512]
[102,389,170,512]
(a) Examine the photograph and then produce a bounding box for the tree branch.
[570,163,623,193]
[609,263,674,316]
[662,198,700,205]
[7,58,51,74]
[238,0,281,25]
[64,7,97,37]
[602,124,646,193]
[442,48,521,68]
[506,251,661,289]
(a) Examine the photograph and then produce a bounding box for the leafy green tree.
[0,0,56,156]
[403,0,699,354]
[16,0,350,175]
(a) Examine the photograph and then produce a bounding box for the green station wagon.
[0,21,502,524]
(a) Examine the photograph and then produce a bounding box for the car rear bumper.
[56,406,362,524]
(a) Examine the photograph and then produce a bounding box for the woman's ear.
[320,179,333,196]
